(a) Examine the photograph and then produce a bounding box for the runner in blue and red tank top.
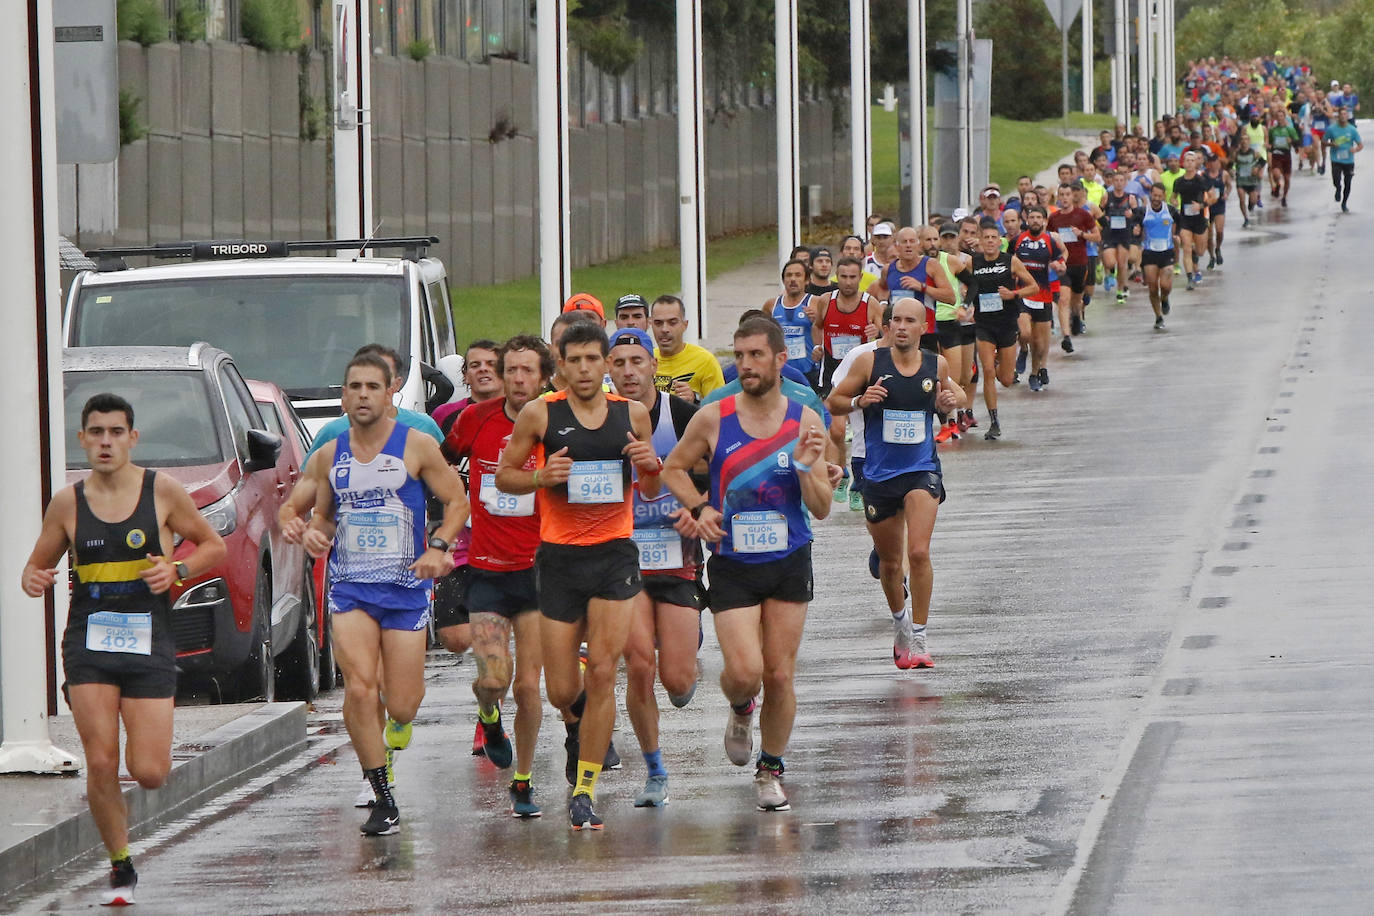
[763,258,822,388]
[868,226,955,354]
[829,298,965,671]
[662,316,833,814]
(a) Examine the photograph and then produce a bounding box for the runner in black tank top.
[970,221,1039,438]
[23,393,226,906]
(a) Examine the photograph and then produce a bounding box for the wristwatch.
[689,500,710,520]
[174,562,190,585]
[427,535,451,552]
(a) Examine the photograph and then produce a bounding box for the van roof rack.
[85,237,440,271]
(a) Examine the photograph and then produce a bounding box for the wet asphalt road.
[16,168,1373,914]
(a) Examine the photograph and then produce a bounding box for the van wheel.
[235,568,276,702]
[276,564,319,700]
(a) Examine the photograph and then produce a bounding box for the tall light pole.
[849,0,873,237]
[1136,0,1152,132]
[957,0,974,209]
[537,0,572,336]
[1082,0,1095,114]
[333,0,374,247]
[676,0,707,340]
[908,0,928,223]
[1161,0,1175,115]
[1113,0,1129,129]
[0,0,80,775]
[776,0,801,265]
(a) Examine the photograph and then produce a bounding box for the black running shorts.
[1065,263,1088,294]
[1141,248,1176,268]
[465,566,539,619]
[706,544,812,612]
[536,540,642,623]
[62,615,177,701]
[643,574,707,611]
[861,470,946,524]
[432,563,472,628]
[976,322,1020,348]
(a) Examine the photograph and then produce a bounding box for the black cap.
[615,293,648,312]
[811,247,833,260]
[939,221,959,237]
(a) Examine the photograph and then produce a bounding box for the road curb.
[0,701,306,896]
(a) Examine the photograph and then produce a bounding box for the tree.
[975,0,1063,119]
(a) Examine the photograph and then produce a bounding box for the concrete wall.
[74,42,851,288]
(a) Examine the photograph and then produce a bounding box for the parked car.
[64,237,461,435]
[62,344,313,702]
[248,379,336,694]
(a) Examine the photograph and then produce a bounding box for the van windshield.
[72,275,408,398]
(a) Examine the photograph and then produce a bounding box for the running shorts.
[935,319,970,350]
[62,613,178,701]
[1178,214,1207,235]
[432,563,472,628]
[706,544,812,612]
[861,470,945,524]
[1065,263,1088,294]
[536,540,642,623]
[643,574,707,611]
[919,332,940,353]
[329,583,431,632]
[465,566,539,619]
[1141,248,1175,268]
[976,322,1021,348]
[1021,303,1053,324]
[1104,230,1134,248]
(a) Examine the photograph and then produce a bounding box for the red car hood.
[65,461,237,508]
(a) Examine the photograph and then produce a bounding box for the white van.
[64,238,460,434]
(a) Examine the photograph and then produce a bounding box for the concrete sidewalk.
[0,701,306,896]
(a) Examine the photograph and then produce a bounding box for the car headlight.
[200,493,238,536]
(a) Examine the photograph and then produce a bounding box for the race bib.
[1058,227,1077,243]
[568,460,624,504]
[631,527,684,571]
[480,473,534,517]
[1183,203,1201,216]
[732,510,787,554]
[348,510,402,554]
[86,611,152,656]
[978,291,1004,314]
[1147,237,1171,252]
[783,325,808,361]
[1109,215,1126,230]
[830,334,861,359]
[882,409,926,445]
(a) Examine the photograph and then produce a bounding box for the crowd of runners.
[21,52,1363,907]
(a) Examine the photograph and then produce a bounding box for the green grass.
[451,229,776,343]
[1034,112,1117,132]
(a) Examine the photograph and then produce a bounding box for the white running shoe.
[754,767,790,811]
[724,699,756,766]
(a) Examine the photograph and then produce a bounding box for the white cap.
[872,221,895,236]
[1332,79,1340,87]
[951,207,970,221]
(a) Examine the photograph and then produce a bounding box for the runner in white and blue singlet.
[765,258,822,387]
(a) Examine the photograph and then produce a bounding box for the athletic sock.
[642,748,667,778]
[565,719,579,739]
[573,760,602,799]
[364,764,395,808]
[989,409,999,424]
[757,751,785,774]
[111,846,131,865]
[731,697,755,716]
[478,705,500,725]
[514,771,532,783]
[569,690,587,720]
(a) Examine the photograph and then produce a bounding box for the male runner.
[827,299,962,668]
[496,321,662,830]
[1014,206,1069,360]
[1267,109,1300,205]
[661,316,832,812]
[970,219,1039,437]
[614,294,650,331]
[651,294,725,402]
[1231,131,1264,226]
[863,222,894,278]
[445,335,555,817]
[1141,183,1177,330]
[1174,152,1211,289]
[1046,187,1101,384]
[1101,169,1143,306]
[1326,107,1363,212]
[23,394,226,906]
[806,247,838,296]
[811,254,882,450]
[1203,155,1232,268]
[931,223,975,438]
[765,259,823,387]
[868,226,954,354]
[291,353,469,835]
[607,328,704,809]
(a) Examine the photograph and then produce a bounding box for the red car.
[63,344,317,702]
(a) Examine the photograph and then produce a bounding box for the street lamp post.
[776,0,801,265]
[536,0,572,336]
[676,0,708,340]
[849,0,873,237]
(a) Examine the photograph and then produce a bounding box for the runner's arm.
[625,400,662,499]
[495,398,553,495]
[924,263,955,304]
[810,292,831,334]
[279,447,327,542]
[663,405,725,541]
[826,351,879,416]
[21,487,75,596]
[414,434,470,548]
[794,406,832,520]
[935,354,965,412]
[1008,256,1040,299]
[147,472,227,594]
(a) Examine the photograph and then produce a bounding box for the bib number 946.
[568,460,624,504]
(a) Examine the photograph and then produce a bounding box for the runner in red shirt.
[1045,183,1101,386]
[445,334,554,818]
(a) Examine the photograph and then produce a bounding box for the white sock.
[892,607,911,632]
[912,624,927,638]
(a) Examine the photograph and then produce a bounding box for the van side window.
[428,281,455,356]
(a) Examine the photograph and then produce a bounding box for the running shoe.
[509,779,542,818]
[569,793,603,830]
[754,765,790,811]
[1161,298,1170,315]
[634,773,670,808]
[1070,314,1083,336]
[1342,203,1350,213]
[1281,196,1287,208]
[668,679,697,708]
[361,801,401,836]
[1242,217,1250,228]
[984,422,1001,441]
[481,711,514,769]
[969,361,979,385]
[893,612,914,670]
[1174,264,1182,275]
[1038,368,1049,387]
[909,630,934,669]
[471,719,485,756]
[578,642,589,672]
[1256,198,1263,209]
[1194,272,1203,285]
[1206,255,1216,270]
[1104,274,1116,293]
[934,421,956,444]
[1186,276,1195,291]
[964,412,978,429]
[848,486,863,512]
[956,410,971,433]
[1015,346,1028,375]
[1216,252,1224,265]
[101,861,137,907]
[833,472,849,504]
[564,732,580,786]
[1028,373,1042,392]
[605,739,622,770]
[1154,316,1166,331]
[868,548,880,579]
[384,716,413,751]
[724,698,757,766]
[1319,164,1326,175]
[1061,336,1074,353]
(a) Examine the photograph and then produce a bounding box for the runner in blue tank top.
[869,226,955,353]
[662,316,833,814]
[286,352,470,837]
[1140,182,1177,330]
[765,258,822,386]
[829,298,964,671]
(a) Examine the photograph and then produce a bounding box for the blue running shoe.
[509,779,542,818]
[1015,346,1028,375]
[569,793,603,830]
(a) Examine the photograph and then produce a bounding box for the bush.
[119,90,148,146]
[174,0,206,42]
[117,0,167,46]
[406,39,433,62]
[241,0,302,52]
[568,16,642,76]
[975,0,1063,120]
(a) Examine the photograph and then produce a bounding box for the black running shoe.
[564,732,579,786]
[569,793,603,830]
[1216,252,1224,265]
[1154,316,1165,331]
[361,802,400,836]
[1061,336,1074,353]
[1038,368,1049,387]
[481,713,514,769]
[604,739,622,770]
[1161,298,1170,315]
[101,860,137,906]
[984,422,1001,441]
[509,779,542,818]
[1070,314,1083,336]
